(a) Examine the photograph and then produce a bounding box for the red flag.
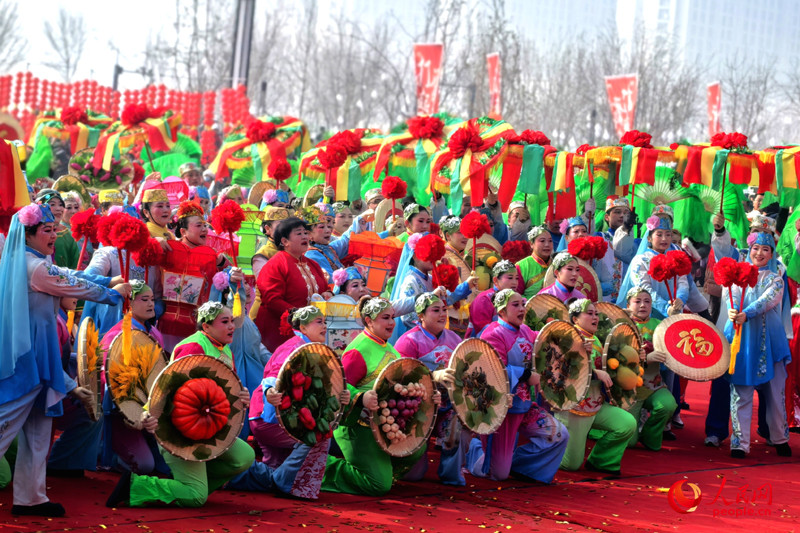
[604,74,638,138]
[707,82,721,138]
[487,52,501,118]
[413,43,444,115]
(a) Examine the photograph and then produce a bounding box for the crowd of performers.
[0,162,797,518]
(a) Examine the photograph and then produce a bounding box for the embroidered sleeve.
[612,227,635,265]
[30,262,121,304]
[743,272,784,319]
[391,275,420,318]
[710,228,737,260]
[85,247,113,277]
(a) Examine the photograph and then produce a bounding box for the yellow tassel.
[121,311,132,366]
[729,326,741,375]
[85,320,100,376]
[66,310,75,334]
[232,292,242,318]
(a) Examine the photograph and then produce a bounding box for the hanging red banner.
[604,74,638,138]
[413,43,443,115]
[487,52,501,118]
[707,82,721,138]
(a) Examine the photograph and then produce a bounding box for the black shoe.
[680,402,690,410]
[731,449,746,459]
[585,461,621,477]
[662,430,678,441]
[106,470,132,508]
[11,502,65,517]
[789,427,800,434]
[776,443,792,457]
[47,468,84,478]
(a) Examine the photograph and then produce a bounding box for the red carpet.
[1,381,798,532]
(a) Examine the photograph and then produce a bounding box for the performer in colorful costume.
[321,297,440,495]
[0,203,130,517]
[140,187,175,240]
[725,232,792,458]
[36,189,79,269]
[556,299,637,474]
[468,259,521,336]
[468,289,569,482]
[539,252,587,301]
[556,216,613,298]
[107,302,254,508]
[397,203,432,244]
[395,293,463,485]
[625,286,677,449]
[304,203,363,281]
[518,225,553,299]
[598,196,636,302]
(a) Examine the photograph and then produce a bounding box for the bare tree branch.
[43,9,85,82]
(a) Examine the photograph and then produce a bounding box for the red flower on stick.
[408,116,444,139]
[502,240,532,264]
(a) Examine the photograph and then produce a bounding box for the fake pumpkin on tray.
[171,378,231,441]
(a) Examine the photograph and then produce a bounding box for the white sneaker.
[704,436,720,447]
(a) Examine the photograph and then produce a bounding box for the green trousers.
[556,404,636,472]
[321,423,425,496]
[0,439,16,489]
[129,438,254,507]
[626,388,677,450]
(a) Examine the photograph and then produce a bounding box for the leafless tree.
[43,9,85,82]
[0,0,24,72]
[719,54,775,144]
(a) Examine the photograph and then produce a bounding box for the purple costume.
[539,280,586,303]
[467,319,569,482]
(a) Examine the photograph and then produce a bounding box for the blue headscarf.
[556,216,588,252]
[0,212,33,379]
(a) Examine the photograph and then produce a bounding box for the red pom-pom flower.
[666,250,693,276]
[567,236,607,262]
[713,257,739,287]
[70,208,100,242]
[109,214,150,253]
[268,158,292,181]
[318,144,348,169]
[448,124,484,158]
[460,211,491,239]
[736,262,759,288]
[247,120,277,143]
[96,213,123,246]
[328,131,361,154]
[414,234,446,263]
[647,254,670,283]
[516,130,550,146]
[210,199,246,235]
[502,240,532,264]
[711,132,748,151]
[619,130,653,149]
[435,263,460,292]
[121,103,156,126]
[381,176,407,200]
[61,106,88,126]
[408,116,444,139]
[132,237,166,268]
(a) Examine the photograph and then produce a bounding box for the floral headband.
[625,285,654,303]
[645,215,672,232]
[332,201,348,214]
[361,297,391,320]
[296,206,323,226]
[552,251,577,271]
[313,202,335,219]
[651,204,674,221]
[291,305,323,326]
[492,259,515,279]
[197,301,225,324]
[747,231,775,249]
[263,189,289,206]
[403,203,421,222]
[527,225,548,242]
[568,298,592,315]
[177,200,205,220]
[439,215,461,236]
[414,292,442,314]
[130,280,151,299]
[749,214,776,234]
[493,288,519,312]
[18,203,55,227]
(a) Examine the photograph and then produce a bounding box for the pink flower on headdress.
[263,189,279,205]
[408,232,423,251]
[108,205,123,215]
[645,216,660,231]
[558,219,569,235]
[332,268,349,287]
[747,233,758,247]
[18,204,42,227]
[212,271,229,291]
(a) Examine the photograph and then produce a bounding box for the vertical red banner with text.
[487,52,501,118]
[707,82,721,138]
[413,43,443,116]
[604,74,638,138]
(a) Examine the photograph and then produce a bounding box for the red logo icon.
[668,480,702,514]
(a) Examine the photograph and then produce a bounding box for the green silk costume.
[517,254,550,299]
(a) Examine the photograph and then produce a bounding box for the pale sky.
[14,0,171,89]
